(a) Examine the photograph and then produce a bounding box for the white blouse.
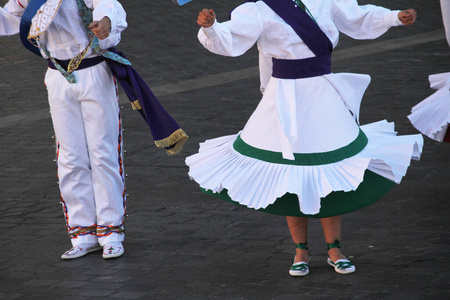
[199,0,402,92]
[0,0,127,60]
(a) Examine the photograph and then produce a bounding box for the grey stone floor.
[0,0,449,299]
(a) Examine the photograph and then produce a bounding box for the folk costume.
[1,0,187,257]
[408,0,450,143]
[186,0,423,217]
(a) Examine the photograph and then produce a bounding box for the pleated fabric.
[186,120,422,216]
[408,72,450,142]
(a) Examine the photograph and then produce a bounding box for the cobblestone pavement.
[0,0,449,299]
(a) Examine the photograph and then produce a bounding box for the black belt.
[47,56,105,72]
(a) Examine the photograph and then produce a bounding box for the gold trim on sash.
[67,37,94,73]
[154,128,189,156]
[130,100,142,110]
[28,0,63,40]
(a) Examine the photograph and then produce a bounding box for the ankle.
[293,242,310,263]
[327,247,345,261]
[326,239,346,262]
[294,242,310,263]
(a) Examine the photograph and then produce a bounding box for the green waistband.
[233,128,368,166]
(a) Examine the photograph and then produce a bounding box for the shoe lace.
[290,263,308,272]
[335,260,354,269]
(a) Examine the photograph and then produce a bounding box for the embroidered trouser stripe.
[97,225,125,237]
[68,225,98,239]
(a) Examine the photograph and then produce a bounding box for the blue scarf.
[242,0,333,79]
[19,0,45,57]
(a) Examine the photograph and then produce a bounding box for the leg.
[321,215,355,274]
[320,215,346,262]
[46,68,98,247]
[286,216,309,263]
[78,62,126,248]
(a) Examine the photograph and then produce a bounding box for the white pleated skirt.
[186,73,423,217]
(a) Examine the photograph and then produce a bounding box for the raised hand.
[197,9,216,28]
[89,17,111,40]
[398,9,417,26]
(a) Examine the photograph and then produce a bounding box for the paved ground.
[0,0,449,299]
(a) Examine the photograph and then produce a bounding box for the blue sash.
[261,0,332,56]
[19,0,45,57]
[107,48,188,155]
[244,0,333,78]
[272,55,331,79]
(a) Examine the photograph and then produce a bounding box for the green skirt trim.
[201,170,395,218]
[233,128,368,166]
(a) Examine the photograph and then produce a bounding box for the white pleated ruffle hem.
[186,120,423,215]
[408,72,450,142]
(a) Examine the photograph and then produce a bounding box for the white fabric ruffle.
[408,72,450,142]
[323,73,371,124]
[186,120,423,215]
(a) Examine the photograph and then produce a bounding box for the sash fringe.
[155,128,189,155]
[131,100,142,110]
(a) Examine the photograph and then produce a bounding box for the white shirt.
[199,0,402,92]
[0,0,127,60]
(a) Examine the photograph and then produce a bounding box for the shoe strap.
[290,262,308,271]
[334,259,354,270]
[294,242,308,250]
[327,239,341,250]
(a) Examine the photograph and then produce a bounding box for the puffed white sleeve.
[198,2,263,57]
[86,0,127,48]
[332,0,402,40]
[0,0,27,36]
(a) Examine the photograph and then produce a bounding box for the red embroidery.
[18,0,26,9]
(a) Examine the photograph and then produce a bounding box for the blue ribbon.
[261,0,332,56]
[19,0,46,57]
[107,48,186,150]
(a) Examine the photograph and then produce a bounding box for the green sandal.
[289,242,310,277]
[326,239,355,275]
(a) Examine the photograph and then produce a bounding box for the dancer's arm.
[332,0,416,40]
[86,0,127,47]
[0,0,27,36]
[197,3,263,57]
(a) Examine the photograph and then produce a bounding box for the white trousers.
[45,61,126,247]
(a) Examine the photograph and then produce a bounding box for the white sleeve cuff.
[201,19,220,40]
[384,10,403,27]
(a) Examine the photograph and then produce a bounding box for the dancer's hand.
[197,9,216,28]
[89,17,111,40]
[398,9,417,25]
